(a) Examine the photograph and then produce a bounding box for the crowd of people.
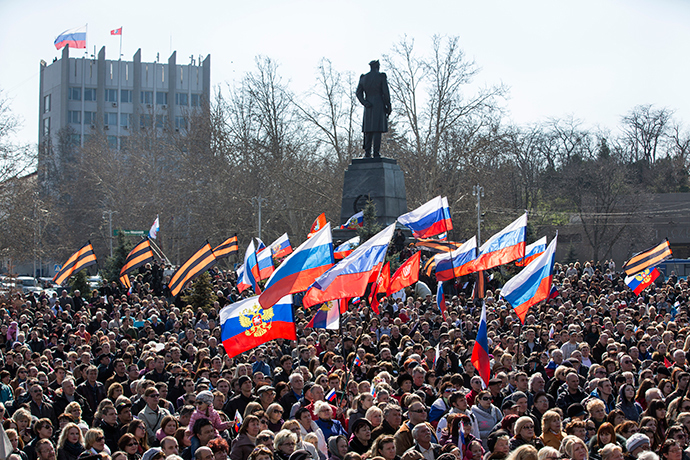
[0,255,686,460]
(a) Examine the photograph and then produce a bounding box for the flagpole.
[119,28,123,58]
[149,238,171,265]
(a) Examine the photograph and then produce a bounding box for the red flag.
[369,262,390,314]
[388,252,421,296]
[308,213,327,238]
[665,357,673,368]
[111,27,122,36]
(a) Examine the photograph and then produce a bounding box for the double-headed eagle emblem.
[238,304,274,337]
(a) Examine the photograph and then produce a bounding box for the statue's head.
[369,60,380,70]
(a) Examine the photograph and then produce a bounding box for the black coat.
[355,69,391,133]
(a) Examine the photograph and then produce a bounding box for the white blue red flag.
[435,237,477,281]
[148,215,160,239]
[259,224,333,310]
[302,224,395,308]
[436,281,447,320]
[471,301,491,386]
[625,268,661,295]
[255,242,275,281]
[397,196,453,239]
[269,233,292,259]
[111,27,122,36]
[470,213,526,272]
[54,26,86,50]
[334,236,360,260]
[236,241,261,294]
[307,300,342,330]
[220,295,295,359]
[501,235,557,323]
[515,236,546,267]
[339,211,364,229]
[325,388,337,402]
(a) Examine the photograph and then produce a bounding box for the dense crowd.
[0,255,686,460]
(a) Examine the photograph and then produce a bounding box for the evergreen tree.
[357,199,382,243]
[182,272,217,311]
[69,269,90,295]
[103,231,133,282]
[563,244,578,264]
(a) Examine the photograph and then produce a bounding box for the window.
[42,118,50,136]
[155,115,167,128]
[121,90,132,103]
[175,93,188,106]
[140,91,153,104]
[104,112,118,126]
[120,113,131,129]
[156,92,168,105]
[84,88,96,102]
[43,94,51,113]
[191,93,201,107]
[68,111,81,124]
[175,116,187,130]
[140,114,153,128]
[69,87,81,101]
[107,136,118,149]
[84,111,96,125]
[105,89,118,103]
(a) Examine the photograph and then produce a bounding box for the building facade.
[38,45,210,150]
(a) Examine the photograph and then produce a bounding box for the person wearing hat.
[509,416,544,451]
[348,418,373,455]
[186,390,231,440]
[223,375,256,419]
[256,385,276,411]
[395,374,413,403]
[625,433,651,460]
[355,59,391,158]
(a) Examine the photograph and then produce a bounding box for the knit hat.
[626,433,650,453]
[196,390,214,406]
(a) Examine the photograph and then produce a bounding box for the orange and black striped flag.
[168,241,218,297]
[53,242,98,286]
[213,235,239,260]
[119,274,131,290]
[622,240,672,276]
[120,238,154,278]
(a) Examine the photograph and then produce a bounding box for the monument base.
[340,157,407,228]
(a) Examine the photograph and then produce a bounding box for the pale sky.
[1,0,689,149]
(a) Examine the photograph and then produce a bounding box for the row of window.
[68,111,187,130]
[68,88,202,106]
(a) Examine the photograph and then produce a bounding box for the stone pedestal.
[339,157,407,227]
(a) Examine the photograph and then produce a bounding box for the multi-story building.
[38,45,210,150]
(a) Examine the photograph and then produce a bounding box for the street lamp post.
[250,195,267,240]
[472,185,484,246]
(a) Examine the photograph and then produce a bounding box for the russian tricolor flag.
[625,268,661,295]
[340,211,364,229]
[436,282,447,320]
[269,233,292,260]
[470,213,527,272]
[501,235,557,323]
[255,243,275,281]
[471,301,491,386]
[302,224,395,308]
[259,224,333,310]
[325,388,337,402]
[236,241,261,294]
[307,300,343,330]
[334,236,360,260]
[435,237,477,281]
[515,236,546,267]
[220,295,296,359]
[54,26,86,50]
[397,196,453,239]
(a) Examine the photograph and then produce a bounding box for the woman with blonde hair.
[12,407,32,445]
[6,428,27,460]
[540,411,565,449]
[273,429,298,460]
[57,423,85,460]
[511,417,545,451]
[84,428,111,455]
[281,419,320,460]
[560,435,588,460]
[64,401,89,433]
[537,447,560,460]
[600,444,624,460]
[365,406,383,429]
[506,445,538,460]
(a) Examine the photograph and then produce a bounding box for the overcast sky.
[1,0,689,148]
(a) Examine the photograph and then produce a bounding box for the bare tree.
[621,104,672,164]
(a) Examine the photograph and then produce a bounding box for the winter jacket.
[471,404,503,447]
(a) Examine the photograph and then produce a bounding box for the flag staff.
[149,238,171,266]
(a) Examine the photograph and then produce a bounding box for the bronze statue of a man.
[356,60,391,158]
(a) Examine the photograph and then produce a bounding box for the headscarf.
[327,435,347,460]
